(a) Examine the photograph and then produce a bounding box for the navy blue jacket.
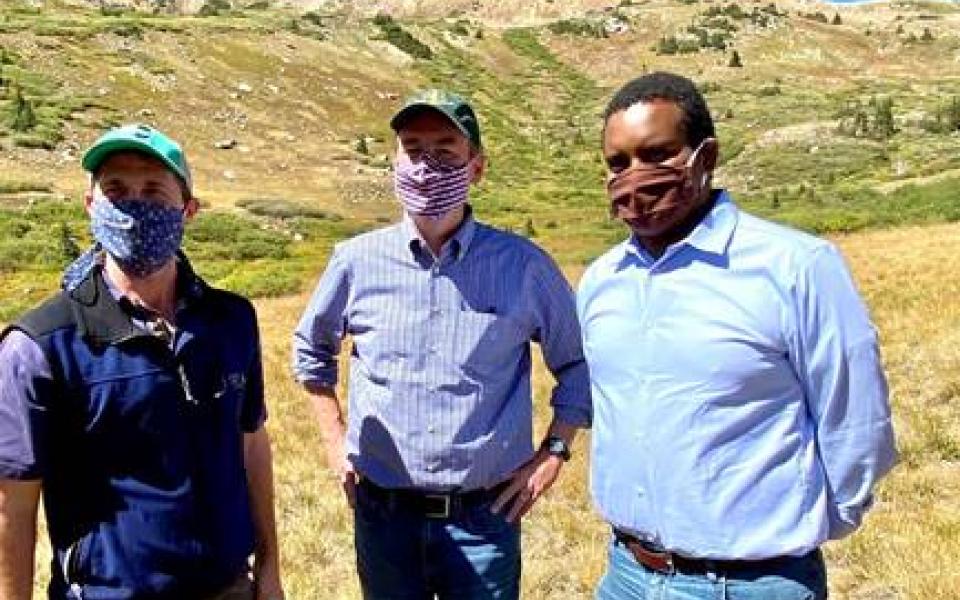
[0,261,265,599]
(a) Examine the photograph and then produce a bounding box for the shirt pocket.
[452,309,526,383]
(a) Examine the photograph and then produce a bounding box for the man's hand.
[325,437,358,509]
[491,450,564,523]
[304,383,357,509]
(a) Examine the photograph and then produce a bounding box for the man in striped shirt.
[293,89,592,599]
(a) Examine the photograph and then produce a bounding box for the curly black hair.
[602,72,716,148]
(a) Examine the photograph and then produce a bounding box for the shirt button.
[427,425,436,433]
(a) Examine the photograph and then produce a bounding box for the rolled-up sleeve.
[0,329,54,480]
[790,244,897,540]
[292,246,351,387]
[529,254,592,428]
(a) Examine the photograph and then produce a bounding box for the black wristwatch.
[542,436,572,462]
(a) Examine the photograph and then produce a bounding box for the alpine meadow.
[1,0,959,598]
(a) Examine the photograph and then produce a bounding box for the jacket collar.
[69,253,208,347]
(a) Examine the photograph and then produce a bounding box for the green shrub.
[198,0,232,17]
[548,18,606,38]
[217,264,302,298]
[372,14,433,60]
[185,212,291,261]
[236,198,341,220]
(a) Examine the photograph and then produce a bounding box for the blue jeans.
[596,538,828,600]
[354,483,521,599]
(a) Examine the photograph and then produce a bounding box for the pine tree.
[921,27,934,42]
[832,13,842,25]
[354,135,369,155]
[8,85,37,132]
[522,218,537,238]
[728,49,743,68]
[58,223,81,263]
[944,96,960,132]
[872,97,896,139]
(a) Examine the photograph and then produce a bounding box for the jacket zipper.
[63,539,84,599]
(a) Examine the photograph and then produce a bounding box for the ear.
[699,137,719,174]
[183,196,200,220]
[83,189,95,215]
[469,153,486,185]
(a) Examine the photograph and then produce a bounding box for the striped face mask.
[394,152,472,219]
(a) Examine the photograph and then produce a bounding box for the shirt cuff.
[294,369,338,389]
[0,459,42,481]
[552,403,592,429]
[829,497,872,540]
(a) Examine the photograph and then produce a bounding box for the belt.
[613,528,819,576]
[359,479,510,519]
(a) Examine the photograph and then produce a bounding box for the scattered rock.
[893,160,909,177]
[293,233,304,242]
[236,82,253,94]
[267,84,280,94]
[223,170,237,180]
[137,108,154,118]
[214,139,238,150]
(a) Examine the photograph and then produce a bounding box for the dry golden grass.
[30,220,960,599]
[220,220,959,600]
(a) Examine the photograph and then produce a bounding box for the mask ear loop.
[686,139,716,194]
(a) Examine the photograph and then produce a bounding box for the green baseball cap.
[390,89,482,149]
[81,123,192,193]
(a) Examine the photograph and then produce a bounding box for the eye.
[641,149,673,164]
[605,154,629,174]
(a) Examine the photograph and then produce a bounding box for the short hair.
[90,150,192,204]
[602,72,716,148]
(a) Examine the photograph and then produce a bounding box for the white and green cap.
[82,123,192,193]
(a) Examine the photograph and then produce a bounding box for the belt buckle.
[653,550,676,575]
[424,494,451,519]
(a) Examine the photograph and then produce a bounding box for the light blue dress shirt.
[293,211,591,491]
[577,192,896,560]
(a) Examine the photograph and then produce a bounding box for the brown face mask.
[606,141,711,236]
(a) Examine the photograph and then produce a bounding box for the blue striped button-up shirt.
[293,211,591,491]
[578,192,896,559]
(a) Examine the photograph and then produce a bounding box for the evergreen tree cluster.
[837,97,897,140]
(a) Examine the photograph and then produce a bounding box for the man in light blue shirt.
[293,89,591,599]
[578,72,896,599]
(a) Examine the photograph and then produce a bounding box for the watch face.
[546,437,571,461]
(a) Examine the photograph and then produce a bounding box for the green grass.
[0,198,376,315]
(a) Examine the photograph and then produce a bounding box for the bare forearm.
[304,383,346,449]
[0,480,41,600]
[244,429,280,568]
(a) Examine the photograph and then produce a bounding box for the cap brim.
[390,103,473,142]
[82,139,188,185]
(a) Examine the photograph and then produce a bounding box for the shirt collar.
[617,190,739,269]
[402,205,477,261]
[66,254,208,347]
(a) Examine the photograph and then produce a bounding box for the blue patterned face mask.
[90,195,185,278]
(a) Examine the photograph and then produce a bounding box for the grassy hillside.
[2,0,959,598]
